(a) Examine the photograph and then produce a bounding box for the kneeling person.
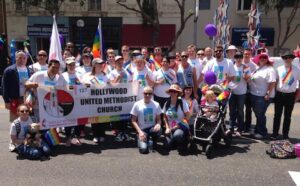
[130,87,162,154]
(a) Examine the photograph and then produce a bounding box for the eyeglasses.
[38,54,47,57]
[19,110,29,113]
[144,93,152,96]
[181,55,188,58]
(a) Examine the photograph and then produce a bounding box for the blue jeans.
[251,94,272,137]
[229,94,246,132]
[17,140,51,159]
[165,128,188,151]
[137,126,162,154]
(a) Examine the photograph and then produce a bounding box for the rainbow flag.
[282,68,294,86]
[92,18,103,58]
[149,55,161,71]
[45,128,61,146]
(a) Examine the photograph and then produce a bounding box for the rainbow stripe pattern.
[92,19,103,58]
[149,55,162,71]
[282,68,294,86]
[45,128,61,146]
[77,114,131,125]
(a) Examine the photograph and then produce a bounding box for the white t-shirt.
[62,71,82,85]
[188,58,203,88]
[76,66,92,77]
[162,99,189,129]
[249,65,276,97]
[231,64,247,95]
[28,71,67,86]
[202,58,236,85]
[203,56,215,67]
[276,65,300,93]
[108,69,133,83]
[17,66,30,97]
[182,98,199,114]
[132,67,154,88]
[243,60,258,73]
[29,63,48,73]
[130,99,162,130]
[153,68,177,98]
[10,117,33,141]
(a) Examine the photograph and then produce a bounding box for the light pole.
[193,0,199,46]
[76,19,85,54]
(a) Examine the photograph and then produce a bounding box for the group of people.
[2,41,300,158]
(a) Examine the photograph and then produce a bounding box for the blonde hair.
[205,90,215,100]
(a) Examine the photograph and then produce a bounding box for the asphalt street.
[0,99,299,186]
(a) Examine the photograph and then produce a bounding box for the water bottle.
[148,137,153,152]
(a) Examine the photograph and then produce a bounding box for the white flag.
[49,15,63,65]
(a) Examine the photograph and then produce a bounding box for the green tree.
[257,0,300,54]
[116,0,193,52]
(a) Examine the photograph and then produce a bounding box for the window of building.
[199,0,210,10]
[88,0,101,11]
[237,0,252,11]
[15,0,24,11]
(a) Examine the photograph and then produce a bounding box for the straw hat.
[166,84,183,96]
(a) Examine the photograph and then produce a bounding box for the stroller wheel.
[224,134,232,147]
[205,144,213,159]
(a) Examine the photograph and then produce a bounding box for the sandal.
[71,138,82,146]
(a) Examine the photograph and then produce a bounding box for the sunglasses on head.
[19,110,29,113]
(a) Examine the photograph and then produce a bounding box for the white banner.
[37,82,142,129]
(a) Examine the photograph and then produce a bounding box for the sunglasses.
[234,55,243,59]
[259,56,268,60]
[38,54,47,57]
[169,90,178,93]
[215,50,223,53]
[144,93,152,96]
[181,55,188,58]
[19,110,29,113]
[197,53,204,56]
[282,56,295,60]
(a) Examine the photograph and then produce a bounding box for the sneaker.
[235,131,242,137]
[225,129,232,135]
[80,130,85,138]
[250,128,255,135]
[115,133,124,142]
[269,134,278,140]
[123,133,132,141]
[93,137,99,143]
[9,143,16,152]
[254,133,264,139]
[99,137,105,142]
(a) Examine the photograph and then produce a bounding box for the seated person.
[201,90,219,120]
[9,104,51,160]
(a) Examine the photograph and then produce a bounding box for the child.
[202,90,219,120]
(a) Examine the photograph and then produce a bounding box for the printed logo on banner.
[43,89,74,118]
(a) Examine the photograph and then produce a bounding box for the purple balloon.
[204,24,217,37]
[204,71,217,85]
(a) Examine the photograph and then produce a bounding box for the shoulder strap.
[176,98,184,112]
[14,119,21,138]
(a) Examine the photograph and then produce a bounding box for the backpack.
[266,140,296,159]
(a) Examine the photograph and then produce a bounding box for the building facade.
[3,0,300,56]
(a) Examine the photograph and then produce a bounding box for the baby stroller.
[192,89,232,159]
